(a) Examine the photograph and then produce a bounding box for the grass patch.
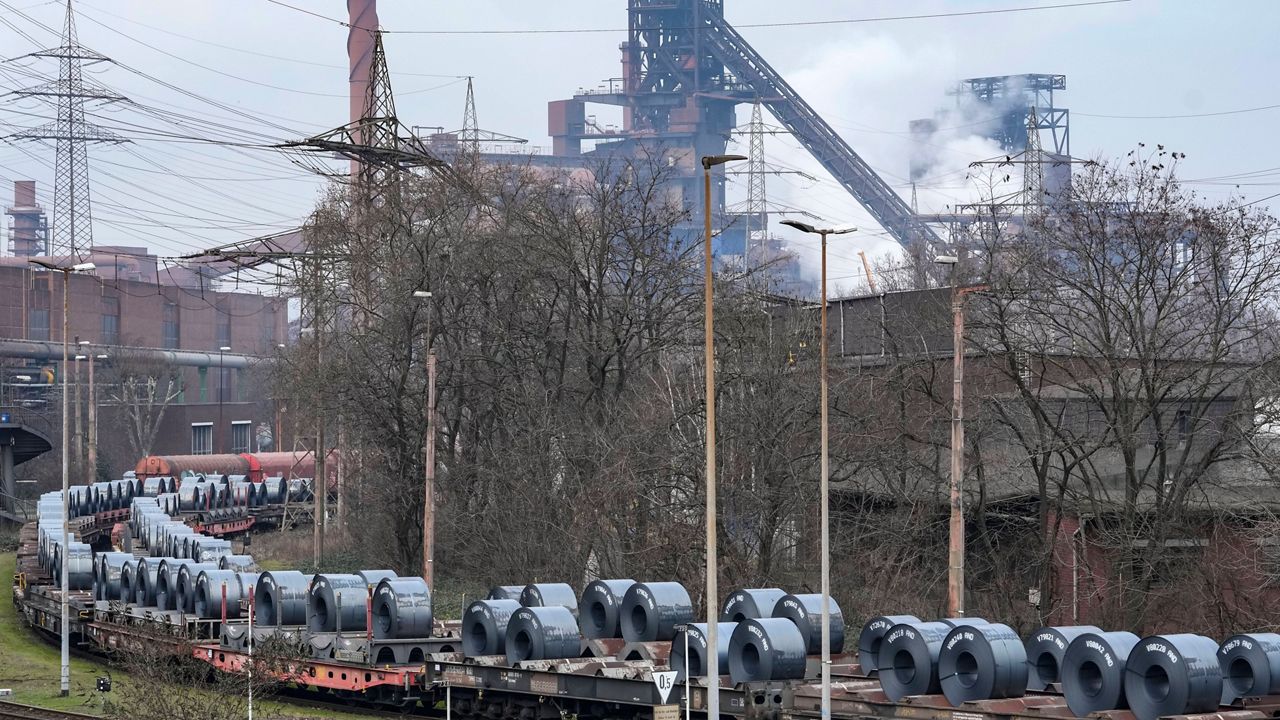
[0,552,116,713]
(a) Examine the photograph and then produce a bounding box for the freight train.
[12,471,1280,720]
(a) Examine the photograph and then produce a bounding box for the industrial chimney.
[348,0,379,176]
[5,180,48,257]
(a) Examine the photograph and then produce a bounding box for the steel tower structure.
[10,0,126,259]
[549,0,940,257]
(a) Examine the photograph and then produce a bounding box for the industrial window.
[231,421,251,454]
[218,367,232,403]
[162,302,180,349]
[198,367,207,403]
[216,303,232,348]
[101,296,120,345]
[28,308,49,341]
[191,423,213,455]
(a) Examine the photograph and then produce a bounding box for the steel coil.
[119,562,136,603]
[372,577,433,640]
[156,558,186,610]
[772,592,845,654]
[505,606,580,664]
[255,570,312,626]
[1024,625,1103,691]
[939,617,989,629]
[520,583,577,612]
[135,559,165,606]
[463,599,522,657]
[670,622,735,680]
[194,569,246,619]
[620,582,693,642]
[858,615,922,673]
[176,562,219,613]
[1061,631,1140,716]
[721,588,787,622]
[309,574,370,633]
[1219,633,1280,705]
[95,552,134,602]
[728,617,808,682]
[877,621,953,700]
[358,569,397,587]
[577,579,635,639]
[938,622,1028,704]
[487,585,524,601]
[219,554,258,571]
[1123,634,1221,720]
[69,543,94,590]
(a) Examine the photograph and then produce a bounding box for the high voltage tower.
[745,98,767,256]
[9,0,127,259]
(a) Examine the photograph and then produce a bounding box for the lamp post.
[29,257,95,697]
[934,255,966,617]
[218,346,230,453]
[780,219,856,720]
[412,289,436,586]
[88,352,106,481]
[700,153,746,720]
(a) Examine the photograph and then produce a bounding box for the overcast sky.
[0,0,1276,292]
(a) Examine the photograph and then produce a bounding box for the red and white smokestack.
[347,0,379,176]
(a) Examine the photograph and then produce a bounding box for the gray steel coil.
[134,559,165,606]
[939,617,989,628]
[721,588,787,622]
[1219,633,1280,705]
[520,583,578,613]
[156,558,187,610]
[877,621,953,700]
[237,573,260,604]
[858,615,922,673]
[486,585,524,601]
[372,577,432,640]
[505,606,580,664]
[176,562,220,613]
[177,483,203,512]
[670,622,735,680]
[728,617,808,682]
[255,570,312,626]
[463,599,521,657]
[772,592,845,655]
[119,561,136,603]
[620,582,693,642]
[1061,631,1140,716]
[357,569,397,587]
[62,542,94,591]
[219,554,258,571]
[194,569,247,619]
[578,579,635,639]
[309,574,370,633]
[193,538,232,563]
[1122,634,1221,720]
[938,622,1028,704]
[263,476,286,504]
[95,552,134,602]
[142,477,167,496]
[1023,625,1103,691]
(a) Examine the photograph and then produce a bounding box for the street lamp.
[699,153,746,719]
[934,254,966,617]
[413,290,436,585]
[780,218,856,720]
[28,257,94,697]
[218,346,231,453]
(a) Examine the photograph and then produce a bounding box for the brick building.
[0,255,294,482]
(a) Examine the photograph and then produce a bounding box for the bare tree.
[102,349,183,460]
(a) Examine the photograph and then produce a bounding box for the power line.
[1076,104,1280,120]
[263,0,1131,35]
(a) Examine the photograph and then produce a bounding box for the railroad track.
[0,701,98,720]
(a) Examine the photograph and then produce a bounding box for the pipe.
[0,339,256,368]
